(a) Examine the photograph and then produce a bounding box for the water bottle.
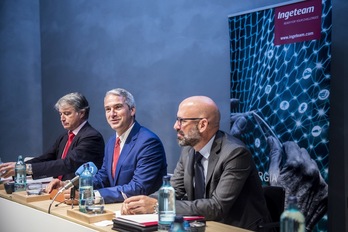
[280,195,305,232]
[79,163,93,213]
[183,220,191,232]
[158,175,176,232]
[170,215,186,232]
[14,155,26,192]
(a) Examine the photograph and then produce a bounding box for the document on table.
[115,214,158,227]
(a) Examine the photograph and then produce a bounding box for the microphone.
[48,162,98,214]
[57,161,98,194]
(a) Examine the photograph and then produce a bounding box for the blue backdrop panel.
[229,0,331,231]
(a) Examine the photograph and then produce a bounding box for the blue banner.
[229,0,331,231]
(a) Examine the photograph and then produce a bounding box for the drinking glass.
[26,182,43,195]
[84,196,105,214]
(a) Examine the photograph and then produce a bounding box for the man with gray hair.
[0,92,105,181]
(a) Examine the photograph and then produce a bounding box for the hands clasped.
[121,195,157,215]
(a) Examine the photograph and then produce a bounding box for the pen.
[121,191,128,200]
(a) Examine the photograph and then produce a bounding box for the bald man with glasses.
[121,96,271,231]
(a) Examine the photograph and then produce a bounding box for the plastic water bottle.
[280,196,305,232]
[14,155,26,192]
[79,163,93,213]
[183,220,191,232]
[158,175,176,232]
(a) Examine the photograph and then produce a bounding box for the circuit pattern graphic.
[229,0,331,182]
[229,1,331,230]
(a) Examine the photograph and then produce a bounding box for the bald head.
[179,96,220,131]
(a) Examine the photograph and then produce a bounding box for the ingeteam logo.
[277,5,315,20]
[274,0,322,45]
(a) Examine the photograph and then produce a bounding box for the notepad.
[112,214,205,232]
[115,214,158,227]
[112,214,158,232]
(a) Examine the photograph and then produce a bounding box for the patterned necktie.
[194,152,205,199]
[58,131,75,180]
[112,137,121,178]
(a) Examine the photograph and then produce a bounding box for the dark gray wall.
[39,0,234,173]
[0,0,346,231]
[0,0,42,159]
[38,0,293,173]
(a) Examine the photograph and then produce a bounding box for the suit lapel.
[113,122,140,183]
[206,131,223,186]
[67,122,89,151]
[185,149,195,200]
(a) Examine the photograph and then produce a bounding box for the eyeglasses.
[176,117,203,127]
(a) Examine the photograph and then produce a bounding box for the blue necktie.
[194,152,205,199]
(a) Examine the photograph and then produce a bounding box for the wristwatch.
[26,164,33,175]
[153,202,159,214]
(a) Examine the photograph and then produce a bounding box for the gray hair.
[105,88,136,109]
[54,92,90,119]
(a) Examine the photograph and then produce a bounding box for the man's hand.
[45,178,64,193]
[267,136,328,230]
[45,179,79,205]
[0,162,16,178]
[121,195,157,215]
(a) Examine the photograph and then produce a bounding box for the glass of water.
[26,182,43,195]
[84,196,105,214]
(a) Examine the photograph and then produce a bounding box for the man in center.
[121,96,270,231]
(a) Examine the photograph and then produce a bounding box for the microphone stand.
[48,179,73,214]
[70,186,76,209]
[48,189,61,214]
[55,200,66,207]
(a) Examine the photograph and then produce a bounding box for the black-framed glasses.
[176,117,203,127]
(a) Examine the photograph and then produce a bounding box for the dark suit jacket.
[93,121,167,203]
[26,122,105,181]
[171,130,270,231]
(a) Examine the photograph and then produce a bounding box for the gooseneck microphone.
[56,176,80,194]
[48,162,98,214]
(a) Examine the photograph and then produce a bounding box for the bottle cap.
[174,215,184,223]
[163,175,171,181]
[288,195,297,203]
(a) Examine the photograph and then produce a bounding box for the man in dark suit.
[121,96,270,231]
[46,88,167,204]
[0,92,105,181]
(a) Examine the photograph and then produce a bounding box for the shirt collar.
[198,135,216,160]
[116,122,135,144]
[70,120,87,136]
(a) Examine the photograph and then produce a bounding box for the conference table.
[0,187,252,232]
